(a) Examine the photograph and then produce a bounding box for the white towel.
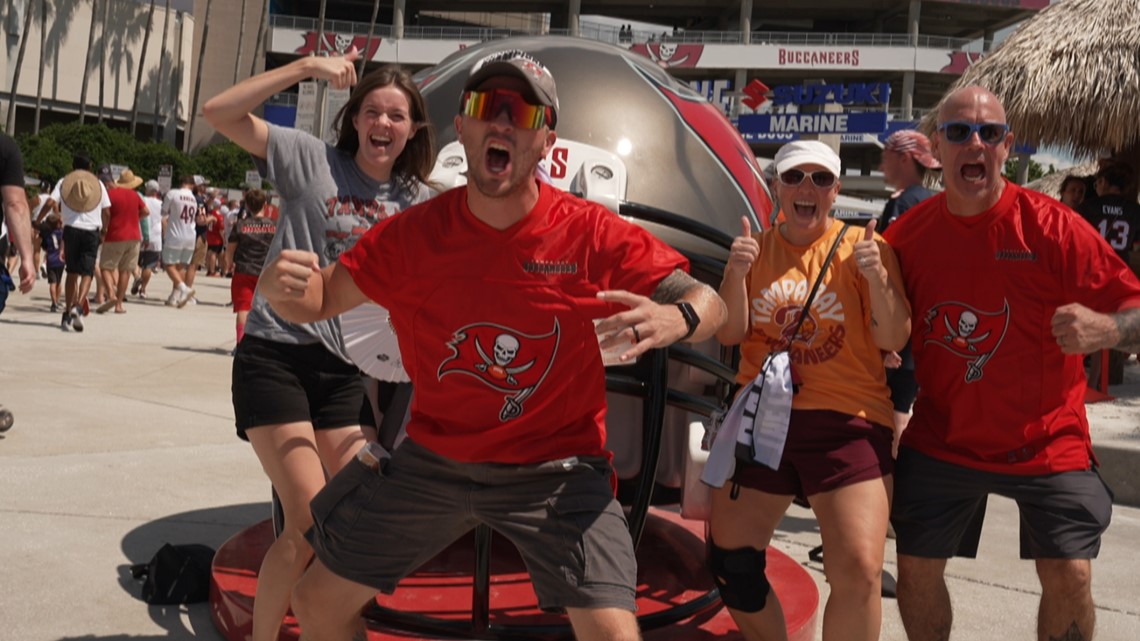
[700,351,795,488]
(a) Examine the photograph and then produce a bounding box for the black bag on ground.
[130,543,216,604]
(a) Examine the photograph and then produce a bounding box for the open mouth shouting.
[792,199,819,219]
[485,141,513,177]
[368,133,393,152]
[960,161,986,183]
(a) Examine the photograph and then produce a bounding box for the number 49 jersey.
[1078,194,1140,263]
[161,187,199,250]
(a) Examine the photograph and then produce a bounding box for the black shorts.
[308,439,637,612]
[891,447,1113,560]
[45,266,64,284]
[138,250,161,271]
[62,226,101,276]
[231,334,365,440]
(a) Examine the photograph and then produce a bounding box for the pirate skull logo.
[475,333,534,385]
[493,334,518,365]
[658,42,677,61]
[944,310,990,352]
[334,33,354,54]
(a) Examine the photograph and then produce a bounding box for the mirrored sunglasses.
[461,88,551,129]
[778,169,837,188]
[938,121,1010,145]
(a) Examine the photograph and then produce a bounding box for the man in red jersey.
[260,50,726,641]
[883,86,1140,641]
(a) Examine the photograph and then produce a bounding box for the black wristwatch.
[675,302,700,341]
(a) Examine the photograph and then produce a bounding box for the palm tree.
[233,0,248,84]
[33,0,47,133]
[249,0,268,78]
[359,0,382,77]
[185,0,215,151]
[131,0,158,135]
[6,0,35,134]
[153,0,171,142]
[97,0,111,123]
[79,0,101,123]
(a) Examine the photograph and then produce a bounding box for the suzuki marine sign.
[737,112,889,136]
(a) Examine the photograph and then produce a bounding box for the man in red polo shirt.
[96,166,147,314]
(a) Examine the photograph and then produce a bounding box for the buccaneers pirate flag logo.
[438,320,560,422]
[921,300,1010,383]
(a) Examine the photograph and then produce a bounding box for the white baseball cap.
[773,140,842,177]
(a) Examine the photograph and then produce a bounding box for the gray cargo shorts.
[306,438,638,612]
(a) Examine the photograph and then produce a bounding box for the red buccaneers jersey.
[883,181,1140,474]
[340,181,688,464]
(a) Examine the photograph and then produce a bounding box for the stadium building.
[193,0,1045,180]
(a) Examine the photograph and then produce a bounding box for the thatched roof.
[920,0,1140,159]
[1024,160,1098,198]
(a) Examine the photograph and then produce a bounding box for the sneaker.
[70,306,84,332]
[165,291,178,307]
[50,302,59,313]
[138,290,148,300]
[60,313,71,332]
[176,287,196,309]
[131,279,141,296]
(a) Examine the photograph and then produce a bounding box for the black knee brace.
[707,539,770,613]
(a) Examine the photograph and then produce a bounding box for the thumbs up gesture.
[725,216,760,280]
[853,219,884,280]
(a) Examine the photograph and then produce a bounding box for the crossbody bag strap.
[785,223,849,344]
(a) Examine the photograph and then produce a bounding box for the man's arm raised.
[259,249,368,324]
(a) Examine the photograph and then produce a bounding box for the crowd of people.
[1,157,279,341]
[2,46,1139,641]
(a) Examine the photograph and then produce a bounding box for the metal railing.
[268,14,975,51]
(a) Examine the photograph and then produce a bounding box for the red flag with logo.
[438,320,561,420]
[920,300,1010,382]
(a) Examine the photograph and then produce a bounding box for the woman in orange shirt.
[710,140,910,641]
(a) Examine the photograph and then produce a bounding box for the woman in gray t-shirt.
[203,55,436,641]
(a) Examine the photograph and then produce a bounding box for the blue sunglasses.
[938,121,1010,145]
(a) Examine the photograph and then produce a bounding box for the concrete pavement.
[1,276,1138,641]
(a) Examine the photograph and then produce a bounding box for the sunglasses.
[938,121,1010,145]
[461,88,551,129]
[778,169,837,189]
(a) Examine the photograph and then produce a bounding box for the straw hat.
[60,170,102,212]
[115,169,144,190]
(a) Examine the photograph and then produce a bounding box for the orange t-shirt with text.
[737,219,908,429]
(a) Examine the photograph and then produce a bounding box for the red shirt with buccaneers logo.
[339,181,688,464]
[884,180,1140,474]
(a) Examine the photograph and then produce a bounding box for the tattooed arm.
[1112,306,1140,353]
[596,270,728,362]
[649,269,728,344]
[1050,303,1140,355]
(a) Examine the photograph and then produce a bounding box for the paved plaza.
[1,277,1138,641]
